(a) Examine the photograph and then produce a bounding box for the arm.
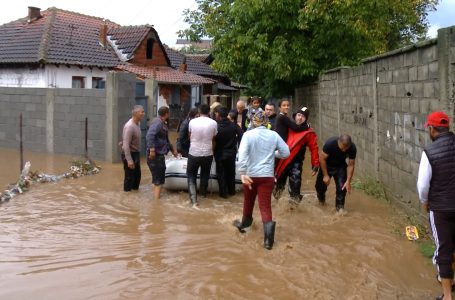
[146,121,160,160]
[319,151,331,186]
[417,152,432,212]
[342,159,355,193]
[306,133,320,176]
[122,126,134,166]
[275,135,290,159]
[282,116,309,132]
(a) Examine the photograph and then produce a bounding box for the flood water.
[0,148,440,299]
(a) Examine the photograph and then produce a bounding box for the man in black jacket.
[215,106,240,198]
[417,111,455,300]
[176,108,198,157]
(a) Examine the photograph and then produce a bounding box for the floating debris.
[0,159,101,202]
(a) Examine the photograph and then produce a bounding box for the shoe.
[336,205,344,212]
[233,216,253,233]
[317,193,325,205]
[273,186,284,200]
[263,221,276,250]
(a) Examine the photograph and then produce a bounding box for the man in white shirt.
[417,111,455,300]
[187,103,218,207]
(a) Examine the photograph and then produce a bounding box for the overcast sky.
[0,0,453,46]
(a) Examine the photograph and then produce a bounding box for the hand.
[172,149,178,158]
[323,175,330,186]
[342,181,351,193]
[128,161,135,169]
[421,202,429,213]
[311,171,317,177]
[241,175,253,190]
[311,167,319,177]
[149,151,156,160]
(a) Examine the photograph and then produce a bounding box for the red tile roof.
[108,26,151,60]
[0,7,121,67]
[115,64,214,85]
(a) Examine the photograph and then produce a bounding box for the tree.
[178,0,438,97]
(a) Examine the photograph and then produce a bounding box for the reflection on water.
[0,148,439,299]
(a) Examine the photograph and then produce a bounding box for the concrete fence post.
[45,89,55,153]
[105,72,136,163]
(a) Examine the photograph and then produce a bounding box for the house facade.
[0,7,217,128]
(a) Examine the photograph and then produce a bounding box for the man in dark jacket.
[417,111,455,300]
[214,106,240,198]
[265,102,277,130]
[176,108,199,157]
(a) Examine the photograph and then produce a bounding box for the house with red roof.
[0,7,221,126]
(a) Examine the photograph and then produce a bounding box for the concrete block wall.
[294,26,455,214]
[0,72,136,162]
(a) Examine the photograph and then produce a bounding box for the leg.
[255,177,277,250]
[199,155,213,197]
[256,178,275,223]
[333,167,347,211]
[186,154,199,205]
[216,159,228,198]
[315,169,327,204]
[288,160,303,202]
[226,157,236,195]
[233,178,258,232]
[122,153,134,192]
[430,211,455,300]
[132,152,141,190]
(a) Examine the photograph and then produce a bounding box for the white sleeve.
[417,151,432,203]
[237,134,249,175]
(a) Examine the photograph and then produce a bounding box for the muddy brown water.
[0,148,440,299]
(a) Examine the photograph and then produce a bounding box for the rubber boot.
[189,183,197,205]
[263,221,276,250]
[233,216,253,233]
[199,185,207,198]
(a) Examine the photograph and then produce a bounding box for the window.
[146,38,154,59]
[72,76,85,88]
[92,77,104,89]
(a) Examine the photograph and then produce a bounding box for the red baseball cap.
[424,111,450,127]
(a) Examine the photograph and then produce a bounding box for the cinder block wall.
[0,72,136,162]
[295,26,455,213]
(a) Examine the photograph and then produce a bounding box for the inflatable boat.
[163,156,243,192]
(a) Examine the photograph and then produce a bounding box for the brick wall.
[294,26,455,214]
[130,31,169,67]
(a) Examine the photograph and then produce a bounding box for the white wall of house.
[0,67,47,87]
[0,65,108,88]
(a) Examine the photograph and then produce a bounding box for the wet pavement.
[0,148,440,299]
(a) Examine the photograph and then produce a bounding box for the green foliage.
[179,0,438,97]
[417,240,435,258]
[352,176,387,201]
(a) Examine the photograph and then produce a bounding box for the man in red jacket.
[274,107,319,207]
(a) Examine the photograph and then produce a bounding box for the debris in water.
[405,225,419,241]
[0,159,101,202]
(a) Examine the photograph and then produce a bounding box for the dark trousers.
[243,177,275,223]
[276,158,303,198]
[187,154,213,196]
[430,211,455,279]
[315,167,347,208]
[215,157,236,197]
[121,152,141,191]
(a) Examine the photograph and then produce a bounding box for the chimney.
[99,20,108,48]
[28,7,42,23]
[179,57,187,73]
